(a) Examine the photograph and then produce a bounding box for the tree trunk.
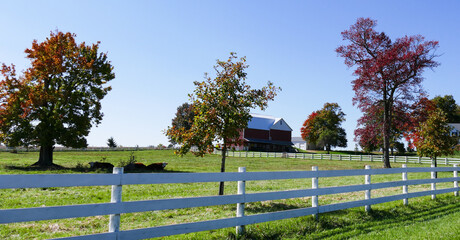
[218,144,227,195]
[433,156,438,178]
[383,101,392,168]
[34,145,54,167]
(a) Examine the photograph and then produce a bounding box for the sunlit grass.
[0,150,459,239]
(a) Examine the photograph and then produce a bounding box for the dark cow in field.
[124,162,148,170]
[88,162,114,170]
[147,162,168,170]
[124,162,167,171]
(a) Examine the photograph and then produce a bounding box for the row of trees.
[0,18,457,197]
[301,96,458,168]
[301,18,458,168]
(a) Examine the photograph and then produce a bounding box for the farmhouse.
[235,114,293,152]
[449,123,460,144]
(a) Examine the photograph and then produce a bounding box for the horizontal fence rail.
[0,165,459,239]
[214,149,460,165]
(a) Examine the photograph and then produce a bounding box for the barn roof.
[247,113,292,131]
[449,123,460,132]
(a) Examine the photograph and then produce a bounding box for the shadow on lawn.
[2,164,190,174]
[226,196,460,240]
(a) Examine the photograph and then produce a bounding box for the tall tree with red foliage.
[0,31,114,167]
[336,18,439,168]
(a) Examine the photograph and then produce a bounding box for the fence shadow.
[232,196,460,240]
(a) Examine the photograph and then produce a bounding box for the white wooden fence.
[215,149,460,165]
[0,165,459,239]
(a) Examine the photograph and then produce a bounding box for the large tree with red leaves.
[336,18,439,168]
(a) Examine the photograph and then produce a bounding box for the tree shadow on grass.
[245,201,301,214]
[2,164,191,174]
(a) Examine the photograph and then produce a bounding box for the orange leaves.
[167,53,280,157]
[0,30,114,151]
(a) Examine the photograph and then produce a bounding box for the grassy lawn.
[0,150,459,239]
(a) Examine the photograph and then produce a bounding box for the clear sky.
[1,1,459,148]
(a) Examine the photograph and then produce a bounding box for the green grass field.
[0,150,459,239]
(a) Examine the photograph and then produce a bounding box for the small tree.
[301,103,347,154]
[166,52,280,195]
[414,109,458,177]
[0,31,114,167]
[107,137,117,148]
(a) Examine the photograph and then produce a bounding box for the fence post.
[370,155,373,162]
[365,165,371,212]
[445,158,448,165]
[402,164,408,205]
[349,155,352,161]
[320,154,323,160]
[311,153,314,159]
[454,164,458,197]
[431,164,436,200]
[393,156,396,163]
[418,156,421,164]
[339,155,342,161]
[267,152,269,157]
[405,156,408,163]
[303,153,305,159]
[109,167,124,233]
[236,167,246,235]
[360,155,363,161]
[312,166,319,220]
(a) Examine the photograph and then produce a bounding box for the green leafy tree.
[107,137,117,148]
[414,109,458,176]
[301,103,347,154]
[166,52,280,195]
[432,95,460,123]
[0,31,114,167]
[167,103,196,145]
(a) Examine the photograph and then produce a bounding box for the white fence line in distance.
[215,149,460,165]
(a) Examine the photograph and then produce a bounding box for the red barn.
[236,114,293,152]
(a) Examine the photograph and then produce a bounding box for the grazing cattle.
[88,162,114,170]
[124,162,147,170]
[147,162,168,170]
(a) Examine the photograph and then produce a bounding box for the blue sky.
[1,1,459,148]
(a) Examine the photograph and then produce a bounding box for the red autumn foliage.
[336,18,439,168]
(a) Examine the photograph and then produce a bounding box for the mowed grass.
[0,150,459,239]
